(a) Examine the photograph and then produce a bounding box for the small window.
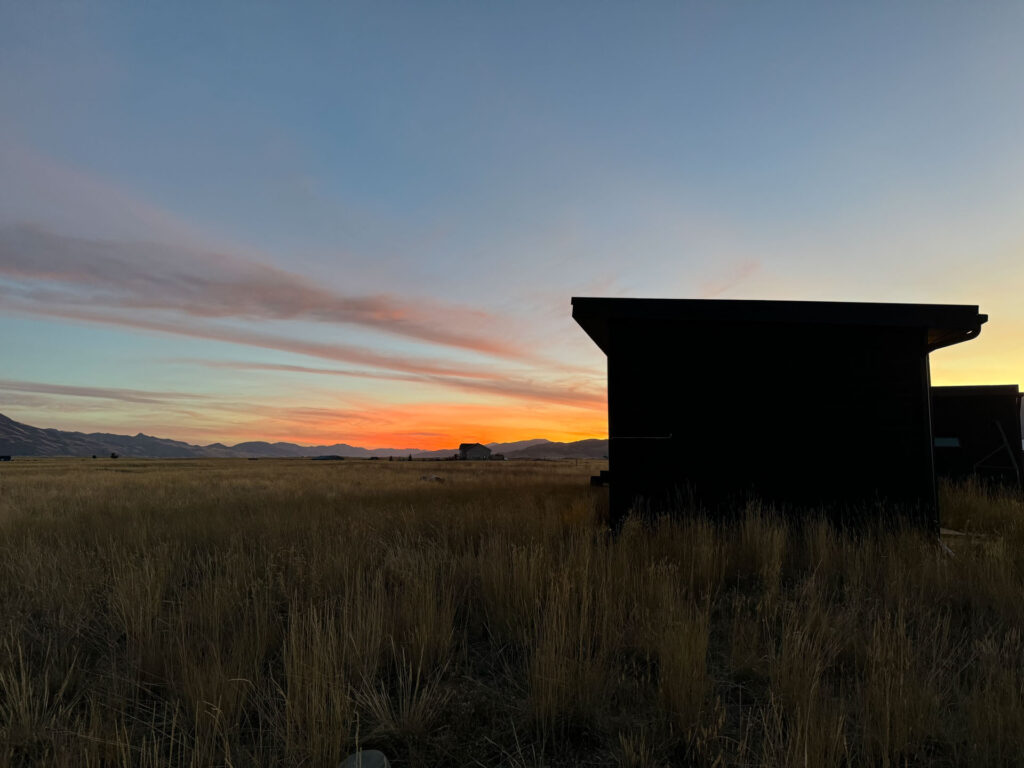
[934,437,961,448]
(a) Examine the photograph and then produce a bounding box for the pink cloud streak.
[0,224,528,359]
[189,359,606,409]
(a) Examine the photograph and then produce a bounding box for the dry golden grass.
[0,458,1023,766]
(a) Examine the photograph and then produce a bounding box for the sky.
[2,1,1024,449]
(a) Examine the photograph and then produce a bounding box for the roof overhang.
[932,384,1019,398]
[572,297,987,355]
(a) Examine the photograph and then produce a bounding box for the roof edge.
[572,297,987,355]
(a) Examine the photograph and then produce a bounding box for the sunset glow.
[3,3,1024,448]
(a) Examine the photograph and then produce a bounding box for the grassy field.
[0,458,1022,767]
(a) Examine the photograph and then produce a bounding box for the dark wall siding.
[607,319,936,528]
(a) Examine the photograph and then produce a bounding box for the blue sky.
[2,1,1023,446]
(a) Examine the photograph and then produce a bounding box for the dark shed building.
[932,385,1023,490]
[572,298,987,530]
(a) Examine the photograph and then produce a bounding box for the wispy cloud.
[698,259,761,299]
[1,299,510,379]
[1,294,604,413]
[0,143,218,247]
[0,146,607,445]
[188,359,606,409]
[0,378,209,405]
[3,296,606,412]
[0,224,528,359]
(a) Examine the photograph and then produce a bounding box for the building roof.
[571,297,987,354]
[932,384,1020,398]
[459,442,489,451]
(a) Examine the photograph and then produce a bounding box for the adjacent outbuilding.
[459,442,492,460]
[572,297,987,529]
[932,385,1023,490]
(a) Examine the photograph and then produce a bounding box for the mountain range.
[0,413,608,460]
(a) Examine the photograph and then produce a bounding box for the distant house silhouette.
[932,385,1023,490]
[572,297,987,530]
[459,443,491,460]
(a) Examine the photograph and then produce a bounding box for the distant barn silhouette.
[573,297,987,530]
[459,443,491,460]
[932,385,1023,490]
